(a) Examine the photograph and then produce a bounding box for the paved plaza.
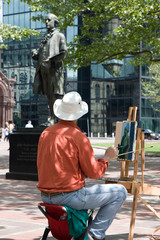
[0,139,160,240]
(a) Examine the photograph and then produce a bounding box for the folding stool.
[38,203,93,240]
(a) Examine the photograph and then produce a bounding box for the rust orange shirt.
[37,120,108,193]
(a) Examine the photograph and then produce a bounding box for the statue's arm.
[53,34,67,62]
[59,33,67,53]
[51,51,67,63]
[31,48,39,60]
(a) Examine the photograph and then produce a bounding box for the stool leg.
[40,226,50,240]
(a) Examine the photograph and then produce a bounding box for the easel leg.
[137,195,160,219]
[125,162,129,177]
[128,188,139,240]
[120,161,125,178]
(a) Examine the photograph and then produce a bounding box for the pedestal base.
[6,127,46,181]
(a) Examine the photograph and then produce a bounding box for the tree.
[142,63,160,112]
[0,24,39,49]
[2,0,160,69]
[148,63,160,84]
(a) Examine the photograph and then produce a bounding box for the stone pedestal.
[6,127,45,181]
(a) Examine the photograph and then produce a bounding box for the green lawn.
[91,142,160,154]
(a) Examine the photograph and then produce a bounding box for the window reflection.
[95,84,100,102]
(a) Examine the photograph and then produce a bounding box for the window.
[106,85,110,97]
[95,84,100,102]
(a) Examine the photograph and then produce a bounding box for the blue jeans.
[41,184,127,239]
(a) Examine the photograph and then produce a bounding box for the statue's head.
[45,13,59,31]
[125,127,129,133]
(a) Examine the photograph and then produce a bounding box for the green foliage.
[142,63,160,112]
[2,0,160,69]
[0,23,39,49]
[148,63,160,83]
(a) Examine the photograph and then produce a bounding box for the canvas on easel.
[115,121,137,160]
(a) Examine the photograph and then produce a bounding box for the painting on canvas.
[115,121,137,160]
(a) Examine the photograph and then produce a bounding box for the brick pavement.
[0,139,160,240]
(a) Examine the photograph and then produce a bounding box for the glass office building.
[1,0,160,135]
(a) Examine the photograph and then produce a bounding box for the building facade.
[1,0,160,135]
[0,71,16,127]
[90,57,140,136]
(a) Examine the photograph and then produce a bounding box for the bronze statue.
[32,13,67,124]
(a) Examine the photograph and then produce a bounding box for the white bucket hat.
[54,91,88,120]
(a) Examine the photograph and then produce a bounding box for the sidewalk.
[0,140,160,240]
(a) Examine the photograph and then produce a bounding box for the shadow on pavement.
[106,233,154,240]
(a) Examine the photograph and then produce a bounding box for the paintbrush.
[92,145,153,157]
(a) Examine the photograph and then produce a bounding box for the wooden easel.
[105,107,160,240]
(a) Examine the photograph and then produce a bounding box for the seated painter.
[36,91,127,240]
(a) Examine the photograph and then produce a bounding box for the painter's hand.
[103,146,118,163]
